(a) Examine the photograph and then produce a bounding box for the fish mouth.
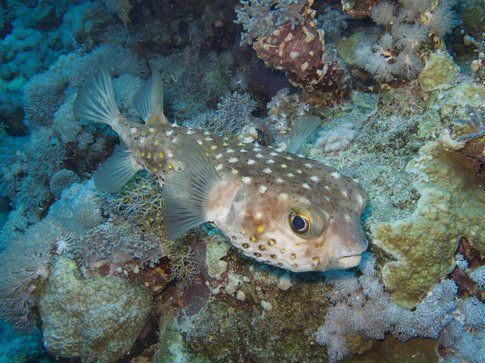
[336,254,362,268]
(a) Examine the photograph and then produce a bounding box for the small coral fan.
[354,0,458,82]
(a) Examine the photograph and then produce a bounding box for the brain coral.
[39,258,152,362]
[372,140,484,308]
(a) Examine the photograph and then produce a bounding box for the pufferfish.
[73,67,368,272]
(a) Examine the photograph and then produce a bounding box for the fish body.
[74,68,368,272]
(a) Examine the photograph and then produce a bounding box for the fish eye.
[289,213,310,234]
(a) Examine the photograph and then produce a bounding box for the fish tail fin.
[133,64,167,124]
[73,69,120,127]
[163,135,220,240]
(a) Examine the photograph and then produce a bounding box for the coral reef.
[0,0,483,361]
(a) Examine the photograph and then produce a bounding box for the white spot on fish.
[302,183,311,190]
[242,176,252,184]
[344,214,351,221]
[258,185,268,194]
[166,129,174,136]
[287,172,295,178]
[285,155,294,160]
[324,185,331,190]
[297,154,305,158]
[204,131,210,135]
[341,190,348,198]
[331,171,341,179]
[215,153,223,159]
[263,167,272,174]
[304,163,313,168]
[356,194,364,207]
[140,137,146,144]
[278,193,289,201]
[296,169,302,174]
[215,164,223,171]
[276,177,285,183]
[310,175,319,182]
[149,127,155,133]
[239,148,247,153]
[226,148,235,153]
[186,129,194,135]
[228,157,238,163]
[205,137,213,141]
[256,153,264,159]
[280,163,288,169]
[130,127,138,134]
[231,168,239,174]
[266,159,275,164]
[196,140,203,145]
[270,151,278,156]
[247,159,256,165]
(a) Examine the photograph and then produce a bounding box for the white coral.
[370,1,396,26]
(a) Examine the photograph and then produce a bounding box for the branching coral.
[235,0,308,45]
[192,91,256,137]
[315,7,349,42]
[354,0,458,82]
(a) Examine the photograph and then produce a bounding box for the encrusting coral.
[372,140,484,308]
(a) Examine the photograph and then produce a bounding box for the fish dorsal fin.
[163,135,221,240]
[287,115,321,154]
[133,65,168,125]
[93,144,142,193]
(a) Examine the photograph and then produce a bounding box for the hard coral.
[39,257,152,362]
[372,140,484,308]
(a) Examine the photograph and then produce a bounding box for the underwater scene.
[0,0,483,361]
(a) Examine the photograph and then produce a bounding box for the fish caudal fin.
[163,135,220,240]
[287,115,321,154]
[94,144,141,193]
[73,69,120,126]
[133,64,167,124]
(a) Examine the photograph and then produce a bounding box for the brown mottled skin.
[111,115,368,272]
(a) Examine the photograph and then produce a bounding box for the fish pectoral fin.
[162,135,221,240]
[287,115,321,154]
[93,144,141,193]
[133,64,168,125]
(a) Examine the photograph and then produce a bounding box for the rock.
[418,51,460,92]
[39,258,152,362]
